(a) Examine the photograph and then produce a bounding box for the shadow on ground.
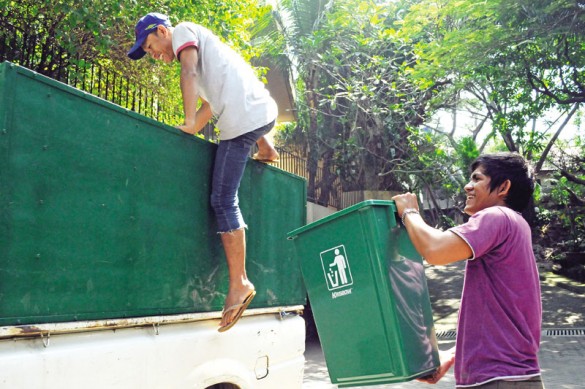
[424,261,585,329]
[302,259,585,388]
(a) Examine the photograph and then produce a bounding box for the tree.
[266,0,455,207]
[497,0,585,105]
[1,0,272,126]
[400,0,585,170]
[261,0,337,203]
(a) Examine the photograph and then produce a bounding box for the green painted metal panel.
[0,62,306,326]
[288,200,439,386]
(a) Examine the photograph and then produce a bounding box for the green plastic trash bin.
[288,200,439,387]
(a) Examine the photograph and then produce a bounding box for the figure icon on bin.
[321,245,353,291]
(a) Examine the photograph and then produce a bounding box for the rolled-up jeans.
[210,121,275,233]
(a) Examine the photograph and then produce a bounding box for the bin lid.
[287,199,396,239]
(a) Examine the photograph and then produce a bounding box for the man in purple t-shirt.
[393,153,543,388]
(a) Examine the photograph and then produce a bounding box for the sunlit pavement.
[303,335,585,388]
[302,261,585,388]
[303,337,455,389]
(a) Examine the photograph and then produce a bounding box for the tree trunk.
[317,149,336,206]
[535,103,579,173]
[305,66,320,203]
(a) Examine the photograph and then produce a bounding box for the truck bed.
[0,62,307,326]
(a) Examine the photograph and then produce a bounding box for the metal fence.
[276,147,336,207]
[276,147,354,209]
[1,18,349,210]
[0,18,180,124]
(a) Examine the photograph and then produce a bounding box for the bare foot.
[254,135,280,162]
[252,151,280,163]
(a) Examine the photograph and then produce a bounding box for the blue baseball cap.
[127,13,172,60]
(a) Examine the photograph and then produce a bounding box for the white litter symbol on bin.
[321,245,353,291]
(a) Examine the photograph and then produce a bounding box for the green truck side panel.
[0,62,307,326]
[288,200,439,386]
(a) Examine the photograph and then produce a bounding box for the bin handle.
[391,210,401,228]
[388,200,400,228]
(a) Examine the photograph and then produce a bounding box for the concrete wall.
[307,202,336,223]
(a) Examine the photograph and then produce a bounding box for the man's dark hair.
[471,152,535,212]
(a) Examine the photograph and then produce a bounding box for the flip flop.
[218,290,257,333]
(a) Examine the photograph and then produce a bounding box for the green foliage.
[270,0,450,195]
[400,0,584,156]
[1,0,273,127]
[5,0,584,236]
[264,0,584,232]
[454,136,479,174]
[550,176,572,206]
[538,134,585,248]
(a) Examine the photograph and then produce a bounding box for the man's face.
[142,26,174,64]
[463,166,505,215]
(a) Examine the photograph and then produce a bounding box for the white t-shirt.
[172,22,278,140]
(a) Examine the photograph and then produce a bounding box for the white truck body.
[0,307,305,388]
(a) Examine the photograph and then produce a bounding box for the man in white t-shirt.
[128,12,280,332]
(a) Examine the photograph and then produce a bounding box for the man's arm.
[392,193,472,265]
[177,46,213,134]
[417,347,456,384]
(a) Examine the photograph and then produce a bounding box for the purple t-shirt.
[449,206,542,387]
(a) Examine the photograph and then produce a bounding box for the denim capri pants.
[210,120,275,233]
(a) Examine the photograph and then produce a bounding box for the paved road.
[303,261,585,388]
[303,336,585,388]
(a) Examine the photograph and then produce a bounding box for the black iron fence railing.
[63,61,179,124]
[1,18,350,210]
[276,147,348,209]
[0,18,181,124]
